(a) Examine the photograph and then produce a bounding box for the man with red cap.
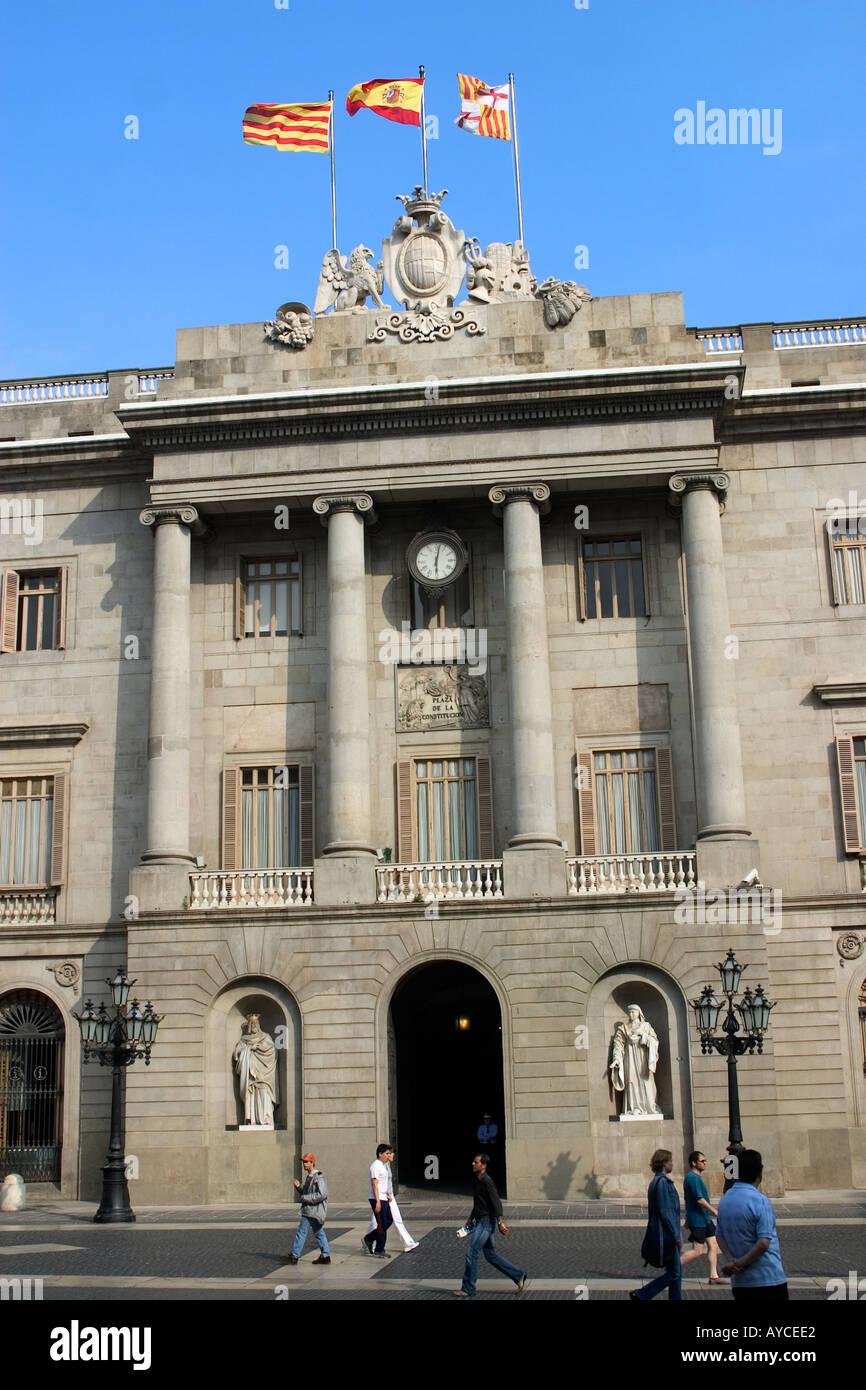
[286,1152,330,1264]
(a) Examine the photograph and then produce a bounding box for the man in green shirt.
[681,1150,720,1282]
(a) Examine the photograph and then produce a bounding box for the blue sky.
[1,0,864,377]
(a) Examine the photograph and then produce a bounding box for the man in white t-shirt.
[363,1143,394,1257]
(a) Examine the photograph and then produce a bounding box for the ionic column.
[137,505,204,865]
[489,485,562,877]
[669,474,756,878]
[313,493,377,862]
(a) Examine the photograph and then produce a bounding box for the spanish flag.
[455,74,510,140]
[242,102,332,152]
[346,77,423,127]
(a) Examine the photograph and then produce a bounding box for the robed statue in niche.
[609,1004,663,1118]
[232,1013,279,1128]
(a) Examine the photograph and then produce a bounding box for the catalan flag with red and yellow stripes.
[455,74,511,140]
[346,78,423,126]
[242,102,332,152]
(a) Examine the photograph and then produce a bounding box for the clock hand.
[435,545,442,578]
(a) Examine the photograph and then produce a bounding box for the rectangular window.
[0,777,54,885]
[241,558,301,637]
[829,524,866,605]
[240,766,300,868]
[411,572,472,630]
[582,538,646,618]
[415,758,479,861]
[396,756,494,863]
[1,570,64,652]
[836,735,866,851]
[222,764,314,869]
[593,749,660,854]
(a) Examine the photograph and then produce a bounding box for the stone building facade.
[1,233,865,1202]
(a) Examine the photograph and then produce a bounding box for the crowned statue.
[609,1004,663,1119]
[232,1013,279,1128]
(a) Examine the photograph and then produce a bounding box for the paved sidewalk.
[2,1191,863,1300]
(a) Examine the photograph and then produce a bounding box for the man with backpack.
[631,1148,682,1301]
[286,1152,330,1264]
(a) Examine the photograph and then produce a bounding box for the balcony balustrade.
[0,888,58,924]
[377,861,503,903]
[188,869,313,909]
[566,851,696,895]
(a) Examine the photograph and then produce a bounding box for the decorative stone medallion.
[47,961,80,988]
[836,932,864,963]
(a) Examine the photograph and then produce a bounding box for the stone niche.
[586,964,693,1198]
[204,977,302,1202]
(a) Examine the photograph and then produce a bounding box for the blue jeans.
[461,1217,524,1295]
[292,1214,330,1259]
[634,1247,682,1300]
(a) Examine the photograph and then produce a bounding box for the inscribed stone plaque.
[397,666,489,731]
[573,684,669,735]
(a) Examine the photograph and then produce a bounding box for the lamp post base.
[94,1162,136,1223]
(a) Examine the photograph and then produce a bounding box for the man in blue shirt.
[716,1149,787,1300]
[681,1150,720,1282]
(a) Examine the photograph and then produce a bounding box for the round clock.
[407,529,468,591]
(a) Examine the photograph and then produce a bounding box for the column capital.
[488,483,551,517]
[139,504,208,537]
[312,493,377,526]
[668,472,730,509]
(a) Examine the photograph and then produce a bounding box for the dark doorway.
[0,990,64,1183]
[391,961,506,1195]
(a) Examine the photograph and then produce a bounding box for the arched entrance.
[390,961,506,1194]
[0,990,64,1183]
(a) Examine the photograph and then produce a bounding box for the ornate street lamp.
[73,969,163,1224]
[691,950,775,1168]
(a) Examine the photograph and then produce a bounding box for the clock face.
[415,539,459,583]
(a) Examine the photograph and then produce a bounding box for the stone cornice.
[722,382,866,442]
[813,679,866,704]
[116,363,738,452]
[0,722,89,747]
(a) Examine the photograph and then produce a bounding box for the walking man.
[631,1149,682,1301]
[453,1153,526,1298]
[363,1143,394,1258]
[286,1153,330,1264]
[681,1150,720,1282]
[716,1149,788,1300]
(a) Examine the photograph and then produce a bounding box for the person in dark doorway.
[363,1143,394,1258]
[477,1112,498,1148]
[716,1149,788,1300]
[453,1153,526,1298]
[630,1148,682,1301]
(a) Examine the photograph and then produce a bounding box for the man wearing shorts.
[681,1150,720,1282]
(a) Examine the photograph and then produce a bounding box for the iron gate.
[0,991,64,1183]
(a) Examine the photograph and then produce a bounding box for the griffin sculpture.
[314,245,387,314]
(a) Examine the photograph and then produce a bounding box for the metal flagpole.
[328,90,337,249]
[508,72,525,245]
[419,65,429,191]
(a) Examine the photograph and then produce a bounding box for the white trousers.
[365,1196,416,1248]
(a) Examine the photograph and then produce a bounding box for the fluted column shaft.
[490,484,560,849]
[314,494,376,857]
[138,506,200,863]
[670,474,749,839]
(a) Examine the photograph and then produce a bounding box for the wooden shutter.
[50,771,67,884]
[1,571,19,652]
[222,767,240,869]
[476,755,494,859]
[655,746,677,851]
[56,568,67,650]
[576,751,596,855]
[836,736,863,852]
[828,534,843,605]
[299,763,315,865]
[234,558,245,639]
[396,761,414,863]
